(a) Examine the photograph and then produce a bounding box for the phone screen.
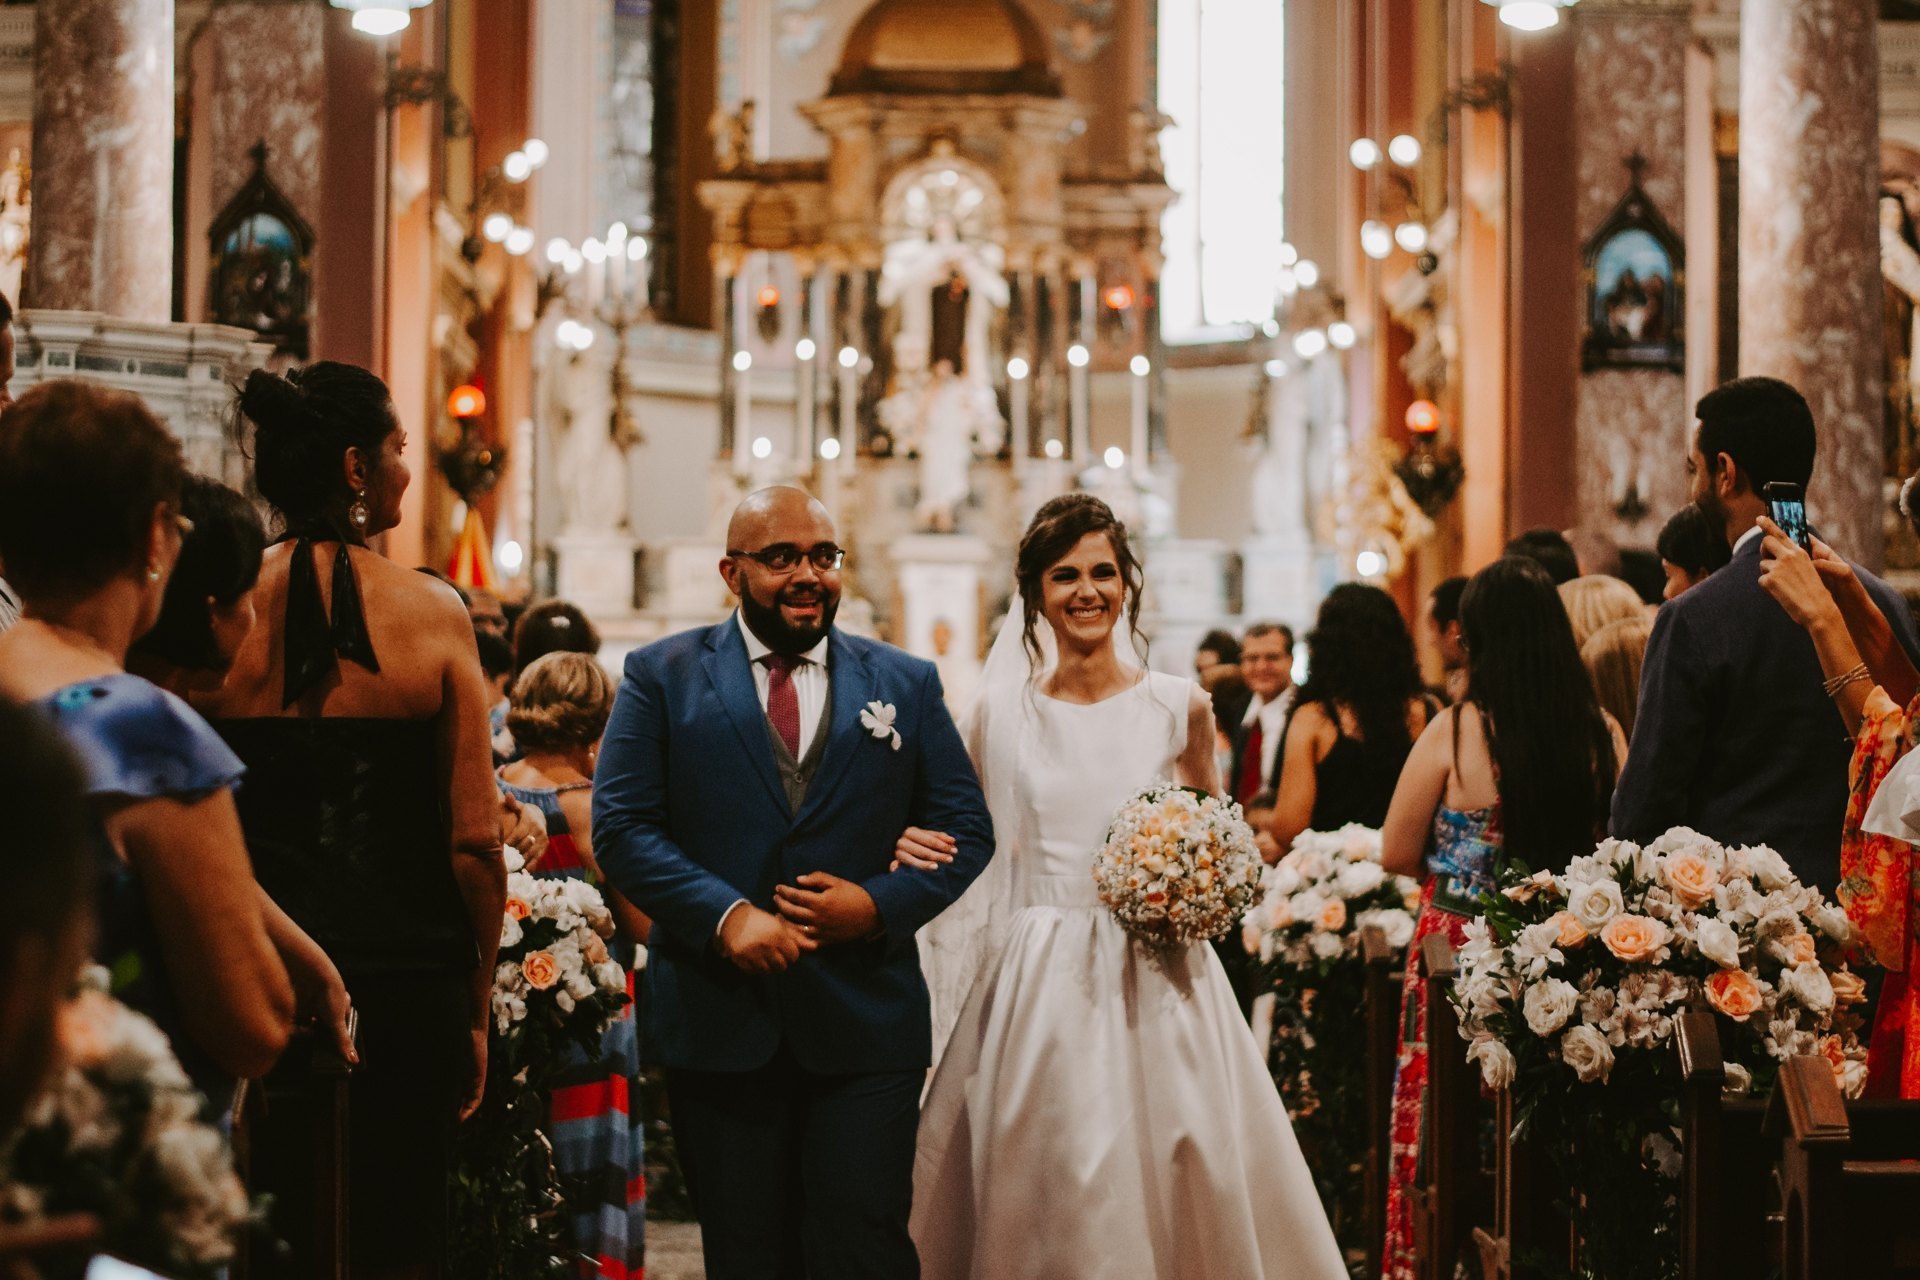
[1766,485,1812,552]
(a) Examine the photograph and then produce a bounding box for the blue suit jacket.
[591,618,995,1075]
[1611,537,1920,892]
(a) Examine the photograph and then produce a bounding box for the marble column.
[28,0,174,319]
[1739,0,1883,567]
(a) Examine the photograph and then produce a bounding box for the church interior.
[24,0,1911,683]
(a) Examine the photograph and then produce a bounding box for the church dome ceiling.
[831,0,1061,97]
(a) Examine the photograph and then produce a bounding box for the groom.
[593,486,994,1279]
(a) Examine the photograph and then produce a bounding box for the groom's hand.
[717,904,817,974]
[774,872,883,945]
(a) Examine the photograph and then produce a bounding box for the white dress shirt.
[1732,523,1763,557]
[718,613,833,940]
[1240,686,1295,791]
[736,611,832,761]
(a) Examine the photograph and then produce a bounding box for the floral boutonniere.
[860,700,902,751]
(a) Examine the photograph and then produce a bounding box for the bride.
[905,494,1345,1279]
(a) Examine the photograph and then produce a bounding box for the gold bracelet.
[1823,663,1871,700]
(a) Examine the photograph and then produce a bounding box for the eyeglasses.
[726,542,846,574]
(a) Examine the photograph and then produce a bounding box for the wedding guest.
[1616,548,1670,607]
[1558,573,1649,650]
[1503,527,1579,586]
[1232,622,1296,810]
[1756,491,1920,1094]
[497,652,648,1279]
[467,586,508,641]
[1613,376,1920,893]
[1656,500,1732,600]
[1377,556,1623,1280]
[477,627,515,759]
[0,381,295,1110]
[1266,584,1431,861]
[1203,663,1252,785]
[1583,615,1654,744]
[201,364,505,1278]
[513,598,602,676]
[1425,576,1468,705]
[1193,627,1240,678]
[1567,526,1622,579]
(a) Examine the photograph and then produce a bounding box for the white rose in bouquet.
[1523,978,1579,1037]
[1310,931,1345,960]
[1567,879,1625,933]
[1467,1035,1517,1089]
[1782,962,1836,1015]
[1356,907,1416,950]
[1809,901,1854,944]
[1560,1023,1615,1084]
[1336,859,1387,898]
[1693,916,1741,969]
[1746,844,1794,892]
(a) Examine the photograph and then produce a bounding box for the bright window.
[1158,0,1286,339]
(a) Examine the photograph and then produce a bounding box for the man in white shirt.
[1232,622,1295,809]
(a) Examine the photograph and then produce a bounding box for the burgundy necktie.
[763,653,802,759]
[1236,719,1264,805]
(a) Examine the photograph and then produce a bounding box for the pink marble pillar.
[27,0,174,320]
[1739,0,1883,567]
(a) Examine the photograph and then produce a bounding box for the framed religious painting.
[207,142,315,358]
[1582,155,1684,373]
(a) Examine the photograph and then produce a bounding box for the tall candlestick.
[1129,355,1150,475]
[733,352,754,478]
[1008,356,1031,458]
[795,346,814,463]
[1068,345,1090,463]
[838,349,858,463]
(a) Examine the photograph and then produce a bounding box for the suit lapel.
[794,634,873,825]
[701,618,791,817]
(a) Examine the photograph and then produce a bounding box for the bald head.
[727,485,834,551]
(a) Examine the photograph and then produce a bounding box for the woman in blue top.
[0,381,298,1111]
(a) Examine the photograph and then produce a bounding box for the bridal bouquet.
[1453,827,1868,1280]
[1093,782,1263,946]
[452,851,632,1280]
[1245,825,1419,1256]
[0,970,253,1280]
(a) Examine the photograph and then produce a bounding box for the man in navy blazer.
[593,486,993,1279]
[1613,377,1920,893]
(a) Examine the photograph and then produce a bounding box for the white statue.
[1250,349,1344,542]
[887,362,1003,532]
[552,337,632,536]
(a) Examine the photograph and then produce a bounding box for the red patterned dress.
[1842,688,1920,1097]
[1380,801,1502,1280]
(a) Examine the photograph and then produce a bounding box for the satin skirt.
[912,877,1348,1280]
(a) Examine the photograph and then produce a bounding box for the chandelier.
[330,0,433,37]
[1480,0,1578,31]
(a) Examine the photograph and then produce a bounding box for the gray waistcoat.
[764,688,832,812]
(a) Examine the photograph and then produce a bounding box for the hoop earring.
[349,489,371,532]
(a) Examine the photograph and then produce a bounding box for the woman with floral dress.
[1376,557,1622,1279]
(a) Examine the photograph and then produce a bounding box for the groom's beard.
[741,581,840,654]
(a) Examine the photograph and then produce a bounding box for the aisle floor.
[648,1219,705,1280]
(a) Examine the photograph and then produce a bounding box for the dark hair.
[1459,556,1618,873]
[475,628,514,681]
[1195,628,1241,665]
[1503,528,1580,586]
[415,565,472,609]
[240,363,398,521]
[1295,583,1422,753]
[1014,494,1145,671]
[130,476,266,671]
[513,599,602,675]
[0,290,15,328]
[1430,576,1468,628]
[0,381,186,603]
[0,696,93,1137]
[1242,621,1295,653]
[1655,502,1732,578]
[1615,548,1669,606]
[1694,375,1816,495]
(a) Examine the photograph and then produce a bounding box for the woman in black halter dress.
[197,365,505,1277]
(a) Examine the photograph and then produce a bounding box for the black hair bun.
[240,369,322,435]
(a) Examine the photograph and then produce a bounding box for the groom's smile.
[720,486,845,654]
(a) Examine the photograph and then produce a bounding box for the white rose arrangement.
[1450,827,1870,1280]
[1092,783,1264,946]
[0,969,254,1279]
[1242,825,1422,1259]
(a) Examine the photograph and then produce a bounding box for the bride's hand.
[891,826,957,872]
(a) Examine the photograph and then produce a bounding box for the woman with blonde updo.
[497,651,649,1278]
[1558,573,1650,651]
[1582,614,1654,744]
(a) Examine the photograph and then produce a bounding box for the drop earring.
[147,564,161,583]
[349,489,370,532]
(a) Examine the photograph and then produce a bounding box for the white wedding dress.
[912,670,1346,1280]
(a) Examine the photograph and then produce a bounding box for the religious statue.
[1881,180,1920,476]
[709,100,757,176]
[0,150,29,307]
[885,361,1003,532]
[1128,104,1172,178]
[551,332,634,537]
[1247,346,1342,542]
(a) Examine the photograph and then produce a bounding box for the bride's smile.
[1041,531,1124,649]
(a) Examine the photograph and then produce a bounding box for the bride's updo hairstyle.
[1014,493,1144,669]
[240,363,397,523]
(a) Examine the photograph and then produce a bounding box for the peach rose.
[1551,911,1589,949]
[584,934,610,966]
[1817,1034,1847,1076]
[521,951,560,991]
[1785,931,1819,968]
[1705,967,1764,1021]
[1599,914,1669,964]
[1316,898,1348,933]
[1663,852,1719,910]
[505,897,532,922]
[1830,968,1868,1007]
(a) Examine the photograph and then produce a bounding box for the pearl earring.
[147,565,161,583]
[349,489,371,531]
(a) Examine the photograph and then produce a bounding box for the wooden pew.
[1770,1054,1920,1280]
[1673,1010,1774,1280]
[1361,923,1400,1280]
[1469,1084,1568,1280]
[240,1017,359,1280]
[1409,933,1492,1280]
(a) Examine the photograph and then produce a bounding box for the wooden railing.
[1360,923,1401,1280]
[1408,933,1492,1280]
